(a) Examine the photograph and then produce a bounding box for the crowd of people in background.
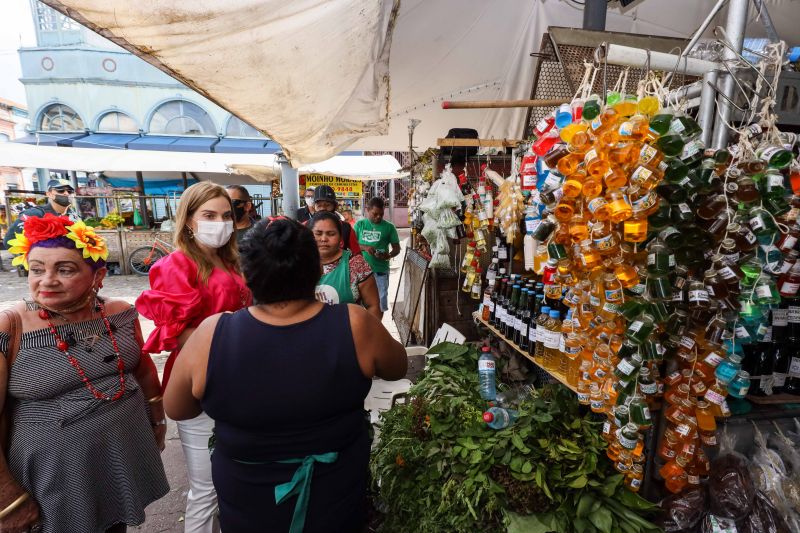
[0,181,406,533]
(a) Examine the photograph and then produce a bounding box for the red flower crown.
[7,214,109,269]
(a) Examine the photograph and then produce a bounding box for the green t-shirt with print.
[354,218,399,273]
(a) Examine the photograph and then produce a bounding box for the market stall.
[384,12,800,531]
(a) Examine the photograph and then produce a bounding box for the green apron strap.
[274,452,339,533]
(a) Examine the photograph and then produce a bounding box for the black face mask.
[53,194,72,207]
[233,204,247,222]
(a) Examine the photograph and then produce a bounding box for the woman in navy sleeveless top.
[164,217,407,533]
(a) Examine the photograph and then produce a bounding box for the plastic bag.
[657,486,708,532]
[701,514,737,533]
[434,165,465,210]
[736,491,792,533]
[709,454,756,521]
[750,423,787,503]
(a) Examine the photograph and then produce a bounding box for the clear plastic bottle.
[483,406,519,429]
[478,346,497,401]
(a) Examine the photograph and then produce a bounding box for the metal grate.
[392,248,430,345]
[526,27,697,137]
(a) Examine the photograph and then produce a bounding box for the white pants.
[176,412,220,533]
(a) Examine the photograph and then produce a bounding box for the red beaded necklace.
[40,303,126,402]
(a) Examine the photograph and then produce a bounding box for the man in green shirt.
[354,197,401,314]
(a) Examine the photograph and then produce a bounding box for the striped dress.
[0,306,169,533]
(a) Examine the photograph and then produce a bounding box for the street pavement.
[0,228,406,531]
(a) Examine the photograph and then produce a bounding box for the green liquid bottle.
[655,134,685,157]
[583,97,602,121]
[757,144,793,169]
[648,112,674,136]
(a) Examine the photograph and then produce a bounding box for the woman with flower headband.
[0,214,169,533]
[136,182,252,533]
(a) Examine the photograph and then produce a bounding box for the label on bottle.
[478,360,496,371]
[675,423,693,437]
[768,173,785,188]
[755,284,774,299]
[591,116,603,131]
[525,218,540,233]
[788,306,800,323]
[630,166,653,186]
[640,381,658,395]
[659,226,679,240]
[734,325,751,340]
[640,144,658,164]
[701,432,717,446]
[688,289,710,303]
[678,176,692,188]
[789,357,800,378]
[783,236,798,251]
[717,265,738,281]
[594,367,607,380]
[577,391,590,403]
[535,117,551,134]
[760,374,774,394]
[616,461,631,473]
[773,309,789,326]
[750,215,766,231]
[668,118,686,134]
[558,335,566,352]
[587,197,608,214]
[593,233,616,251]
[584,148,599,163]
[629,478,642,489]
[544,330,561,349]
[687,474,701,485]
[705,388,726,405]
[781,282,800,296]
[616,359,636,376]
[705,284,715,296]
[704,352,724,367]
[543,173,562,191]
[630,283,646,295]
[604,288,622,302]
[678,203,692,214]
[529,326,537,342]
[498,246,508,260]
[631,192,657,213]
[759,145,783,162]
[774,371,787,388]
[619,121,634,137]
[681,139,703,160]
[483,295,492,307]
[563,343,580,356]
[617,432,639,450]
[590,398,604,410]
[679,336,696,350]
[628,320,644,333]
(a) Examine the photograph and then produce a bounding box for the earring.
[186,227,195,239]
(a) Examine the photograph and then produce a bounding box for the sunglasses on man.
[53,187,74,194]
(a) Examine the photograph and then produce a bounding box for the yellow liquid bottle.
[638,95,660,116]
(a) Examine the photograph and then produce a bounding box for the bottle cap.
[482,411,495,423]
[481,346,491,352]
[549,310,561,318]
[541,306,551,314]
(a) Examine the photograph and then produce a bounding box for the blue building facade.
[17,1,276,195]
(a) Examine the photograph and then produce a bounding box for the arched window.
[97,111,138,132]
[39,104,85,131]
[148,100,215,136]
[226,116,265,138]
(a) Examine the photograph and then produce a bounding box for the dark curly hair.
[239,217,320,304]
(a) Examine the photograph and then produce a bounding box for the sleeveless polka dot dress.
[0,307,169,533]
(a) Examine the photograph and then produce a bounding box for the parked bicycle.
[129,237,173,275]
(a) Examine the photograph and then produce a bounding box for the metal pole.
[752,0,779,43]
[699,70,719,147]
[712,0,749,149]
[181,171,189,191]
[69,170,79,191]
[388,178,395,224]
[135,171,151,228]
[663,0,728,85]
[277,153,299,219]
[582,0,607,31]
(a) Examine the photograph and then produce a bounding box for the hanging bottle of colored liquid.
[543,310,562,370]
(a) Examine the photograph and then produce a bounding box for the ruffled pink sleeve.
[135,251,205,354]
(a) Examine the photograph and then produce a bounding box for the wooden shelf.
[436,138,521,148]
[474,315,578,393]
[746,393,800,405]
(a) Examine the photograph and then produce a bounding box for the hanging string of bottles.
[479,42,800,495]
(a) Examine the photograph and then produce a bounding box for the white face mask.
[194,220,234,248]
[305,197,314,207]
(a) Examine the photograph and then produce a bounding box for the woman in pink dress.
[136,182,252,533]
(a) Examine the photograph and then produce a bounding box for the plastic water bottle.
[483,406,518,429]
[478,346,497,401]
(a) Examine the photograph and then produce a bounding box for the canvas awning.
[40,0,800,163]
[0,142,405,182]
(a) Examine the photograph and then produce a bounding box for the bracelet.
[0,492,29,520]
[147,395,163,404]
[151,419,167,427]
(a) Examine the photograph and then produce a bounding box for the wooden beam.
[441,98,569,109]
[436,138,521,148]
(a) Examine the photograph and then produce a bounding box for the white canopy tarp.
[41,0,800,161]
[0,142,405,182]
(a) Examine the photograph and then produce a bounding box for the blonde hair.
[174,182,239,283]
